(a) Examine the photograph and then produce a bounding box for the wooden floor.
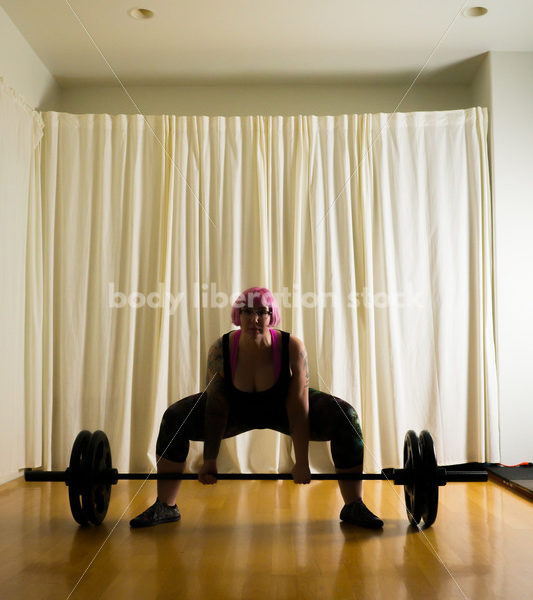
[0,476,531,600]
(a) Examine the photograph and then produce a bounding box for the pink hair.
[231,287,281,327]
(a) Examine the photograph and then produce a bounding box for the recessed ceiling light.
[462,6,488,17]
[128,8,154,20]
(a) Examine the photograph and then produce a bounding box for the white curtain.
[0,78,43,481]
[28,107,499,474]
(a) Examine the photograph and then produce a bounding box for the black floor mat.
[485,464,533,499]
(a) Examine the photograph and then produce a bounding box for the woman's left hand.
[291,463,312,484]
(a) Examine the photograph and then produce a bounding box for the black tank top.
[222,329,292,421]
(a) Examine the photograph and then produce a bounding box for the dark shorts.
[156,388,364,469]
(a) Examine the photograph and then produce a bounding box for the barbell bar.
[24,470,487,483]
[24,428,488,528]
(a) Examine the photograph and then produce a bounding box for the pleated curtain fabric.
[27,107,499,473]
[0,79,43,478]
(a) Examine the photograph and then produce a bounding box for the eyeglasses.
[240,307,272,319]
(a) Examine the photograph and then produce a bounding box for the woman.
[130,287,383,529]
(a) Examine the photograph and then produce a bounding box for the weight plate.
[81,430,113,525]
[418,430,439,528]
[403,430,422,526]
[68,430,92,526]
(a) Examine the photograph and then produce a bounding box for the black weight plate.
[418,430,439,528]
[68,430,92,526]
[403,430,422,526]
[81,430,113,525]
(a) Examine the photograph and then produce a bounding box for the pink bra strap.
[230,329,241,381]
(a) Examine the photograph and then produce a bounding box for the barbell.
[24,429,487,528]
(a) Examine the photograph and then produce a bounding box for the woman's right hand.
[198,459,218,484]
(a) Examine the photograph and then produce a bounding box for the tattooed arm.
[200,338,228,484]
[286,336,311,484]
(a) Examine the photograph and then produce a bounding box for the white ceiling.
[2,0,533,86]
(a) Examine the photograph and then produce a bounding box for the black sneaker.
[340,500,384,529]
[130,499,181,528]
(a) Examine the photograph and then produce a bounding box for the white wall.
[0,6,60,110]
[471,54,492,113]
[485,52,533,464]
[59,82,472,116]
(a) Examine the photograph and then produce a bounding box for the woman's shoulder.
[270,329,303,346]
[286,335,306,371]
[206,337,225,380]
[210,335,225,348]
[287,333,305,351]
